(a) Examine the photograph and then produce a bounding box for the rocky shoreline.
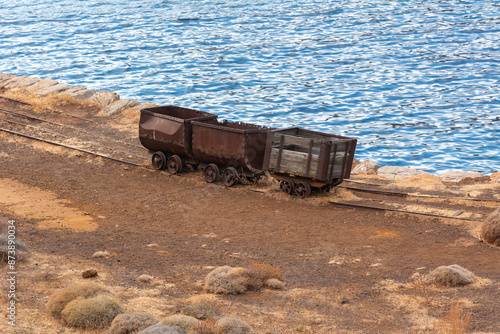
[1,71,498,184]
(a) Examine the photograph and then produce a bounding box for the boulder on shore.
[438,171,488,184]
[351,160,379,175]
[377,166,431,179]
[89,90,120,107]
[99,99,141,116]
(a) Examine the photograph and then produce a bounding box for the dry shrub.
[47,282,110,319]
[193,320,224,334]
[61,293,124,329]
[216,317,252,334]
[480,207,500,247]
[247,263,283,290]
[429,265,475,287]
[438,302,471,334]
[0,235,30,262]
[204,266,250,294]
[108,313,158,334]
[264,278,285,290]
[182,302,222,320]
[138,324,185,334]
[160,314,200,333]
[3,88,100,112]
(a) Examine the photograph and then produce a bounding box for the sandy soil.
[0,93,499,333]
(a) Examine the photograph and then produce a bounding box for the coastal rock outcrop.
[351,160,379,175]
[89,90,120,107]
[27,78,59,92]
[99,99,141,116]
[438,171,487,184]
[377,166,430,179]
[61,86,96,101]
[34,83,72,96]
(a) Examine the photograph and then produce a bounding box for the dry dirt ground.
[0,92,499,333]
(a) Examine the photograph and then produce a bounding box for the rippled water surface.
[1,0,499,174]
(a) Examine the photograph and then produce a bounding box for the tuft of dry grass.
[216,317,252,334]
[160,314,201,333]
[138,323,185,334]
[3,88,100,113]
[410,272,431,306]
[108,313,158,334]
[437,301,471,334]
[480,207,500,247]
[46,282,110,319]
[193,320,225,334]
[204,266,250,295]
[182,302,222,320]
[247,263,283,290]
[60,293,124,329]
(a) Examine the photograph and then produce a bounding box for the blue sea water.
[0,0,499,174]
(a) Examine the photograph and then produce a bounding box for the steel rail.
[0,94,99,124]
[328,201,485,222]
[339,184,500,203]
[0,117,149,160]
[0,126,147,168]
[359,197,492,216]
[0,107,144,149]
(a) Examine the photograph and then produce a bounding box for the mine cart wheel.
[167,155,182,174]
[152,151,167,170]
[222,167,238,187]
[204,163,219,183]
[321,184,331,193]
[280,178,295,195]
[295,181,312,198]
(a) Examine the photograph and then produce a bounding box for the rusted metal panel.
[264,127,357,186]
[138,106,217,158]
[191,120,270,173]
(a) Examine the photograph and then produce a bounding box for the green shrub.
[47,282,110,319]
[108,313,158,334]
[61,293,124,329]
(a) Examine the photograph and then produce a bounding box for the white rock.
[351,160,380,175]
[34,83,72,96]
[4,76,41,89]
[27,79,59,92]
[61,86,96,100]
[377,166,431,179]
[99,99,141,116]
[429,264,475,287]
[89,90,120,106]
[0,73,14,84]
[0,74,20,89]
[438,171,485,183]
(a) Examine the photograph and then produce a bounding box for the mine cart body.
[139,106,217,158]
[191,119,270,174]
[264,127,357,195]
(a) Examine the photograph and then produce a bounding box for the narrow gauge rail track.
[0,97,150,166]
[0,95,495,223]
